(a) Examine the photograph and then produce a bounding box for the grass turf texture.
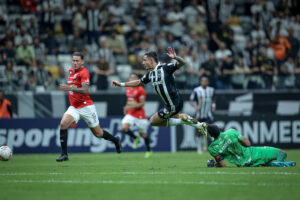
[1,151,300,200]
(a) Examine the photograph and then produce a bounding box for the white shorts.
[65,105,99,128]
[121,114,149,133]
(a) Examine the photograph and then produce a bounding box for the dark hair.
[72,52,84,60]
[207,124,220,138]
[144,51,158,63]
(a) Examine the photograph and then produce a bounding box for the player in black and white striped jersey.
[112,47,208,136]
[189,76,216,154]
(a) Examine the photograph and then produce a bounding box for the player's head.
[207,124,220,138]
[72,52,84,70]
[143,51,158,70]
[200,76,209,88]
[129,73,139,81]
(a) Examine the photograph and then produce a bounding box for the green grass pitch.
[1,150,300,200]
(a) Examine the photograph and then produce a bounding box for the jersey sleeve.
[164,62,178,74]
[208,146,224,162]
[189,89,198,103]
[80,69,90,86]
[140,72,151,84]
[138,87,146,100]
[231,129,243,141]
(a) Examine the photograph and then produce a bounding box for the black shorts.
[158,98,183,119]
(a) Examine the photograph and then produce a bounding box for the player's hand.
[123,106,130,115]
[166,47,176,59]
[59,84,70,91]
[207,159,216,167]
[112,80,121,87]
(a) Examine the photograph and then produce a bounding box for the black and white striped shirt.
[140,62,181,107]
[190,86,215,119]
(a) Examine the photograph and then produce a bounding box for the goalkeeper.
[203,124,296,167]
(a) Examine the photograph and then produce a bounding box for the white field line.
[3,179,300,187]
[0,171,298,176]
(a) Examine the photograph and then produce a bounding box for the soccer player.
[121,73,152,158]
[56,52,122,162]
[189,76,215,154]
[112,47,207,135]
[204,124,296,167]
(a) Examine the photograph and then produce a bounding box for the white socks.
[167,118,183,126]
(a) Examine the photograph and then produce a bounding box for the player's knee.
[94,128,103,138]
[121,127,129,132]
[60,121,69,130]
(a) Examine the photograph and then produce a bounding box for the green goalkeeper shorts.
[248,146,281,166]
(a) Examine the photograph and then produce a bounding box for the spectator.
[215,17,234,50]
[33,37,46,62]
[231,57,250,89]
[25,70,37,91]
[14,70,26,91]
[133,1,148,25]
[126,30,143,54]
[247,55,263,89]
[106,30,127,63]
[259,49,277,89]
[295,54,300,89]
[207,11,221,51]
[16,39,36,67]
[14,27,33,46]
[218,0,235,23]
[34,60,52,90]
[215,42,232,64]
[197,43,210,64]
[166,4,185,38]
[95,56,114,90]
[40,0,57,34]
[277,56,296,89]
[0,89,13,119]
[108,0,125,23]
[185,51,201,89]
[43,30,59,55]
[69,30,85,53]
[183,0,206,25]
[3,61,16,92]
[61,0,76,35]
[189,14,207,38]
[98,37,115,68]
[251,23,266,46]
[0,40,16,65]
[287,28,299,59]
[217,55,234,89]
[86,0,101,44]
[270,31,291,67]
[174,49,187,89]
[72,5,87,34]
[27,18,39,37]
[202,53,218,88]
[132,54,146,77]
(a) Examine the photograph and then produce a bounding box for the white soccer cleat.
[198,122,208,138]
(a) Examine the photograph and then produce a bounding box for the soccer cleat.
[144,151,152,158]
[182,115,208,137]
[132,136,140,149]
[285,161,296,167]
[56,154,69,162]
[115,136,122,153]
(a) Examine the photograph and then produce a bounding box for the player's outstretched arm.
[166,47,186,68]
[112,80,142,88]
[240,136,251,147]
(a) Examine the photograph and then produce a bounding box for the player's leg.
[121,115,138,140]
[90,125,122,153]
[195,131,203,154]
[136,118,152,157]
[80,105,122,153]
[56,106,80,162]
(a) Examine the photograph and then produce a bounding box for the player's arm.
[207,156,226,168]
[216,160,226,167]
[166,47,186,68]
[59,83,89,94]
[112,80,142,88]
[240,136,251,147]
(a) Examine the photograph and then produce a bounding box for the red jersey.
[125,86,146,119]
[67,67,93,108]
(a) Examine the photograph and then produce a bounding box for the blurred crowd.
[0,0,300,92]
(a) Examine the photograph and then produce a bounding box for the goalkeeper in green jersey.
[204,124,296,167]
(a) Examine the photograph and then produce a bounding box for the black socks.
[102,130,118,144]
[144,137,151,151]
[124,129,137,139]
[60,129,68,155]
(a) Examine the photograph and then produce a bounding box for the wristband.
[120,83,125,87]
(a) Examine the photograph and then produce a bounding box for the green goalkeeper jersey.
[208,129,280,167]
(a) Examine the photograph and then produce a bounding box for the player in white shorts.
[121,73,152,158]
[56,52,122,162]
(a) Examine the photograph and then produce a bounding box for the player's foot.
[198,122,208,138]
[197,149,203,155]
[285,161,296,167]
[115,136,122,153]
[182,116,208,137]
[144,151,152,158]
[132,136,140,149]
[182,115,198,125]
[56,154,69,162]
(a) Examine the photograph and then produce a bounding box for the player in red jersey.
[56,52,122,162]
[121,73,152,158]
